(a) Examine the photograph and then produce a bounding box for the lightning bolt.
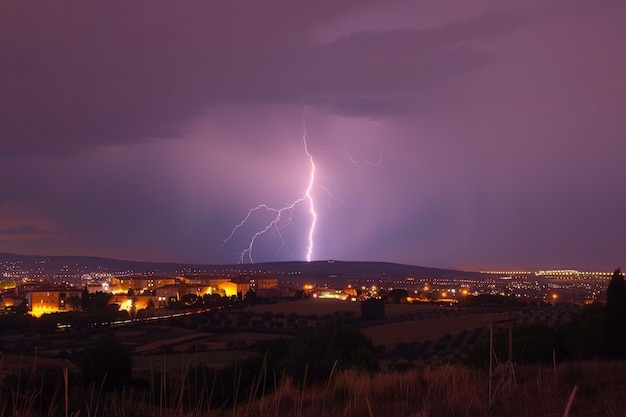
[222,111,383,264]
[302,122,317,262]
[338,149,384,168]
[223,111,317,264]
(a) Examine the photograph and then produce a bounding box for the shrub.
[78,336,133,391]
[361,298,385,320]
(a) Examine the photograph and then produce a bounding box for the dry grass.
[219,360,626,417]
[133,350,254,371]
[0,353,78,384]
[5,352,626,417]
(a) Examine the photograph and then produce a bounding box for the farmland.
[0,297,578,370]
[0,297,599,417]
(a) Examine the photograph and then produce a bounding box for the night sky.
[1,0,625,270]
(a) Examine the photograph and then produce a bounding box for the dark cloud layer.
[1,2,529,156]
[1,1,369,155]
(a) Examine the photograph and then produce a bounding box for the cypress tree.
[605,268,626,358]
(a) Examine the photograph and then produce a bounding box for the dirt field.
[134,332,206,353]
[361,312,512,348]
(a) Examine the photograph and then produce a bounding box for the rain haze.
[1,0,625,270]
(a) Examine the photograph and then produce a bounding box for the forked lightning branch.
[222,122,317,264]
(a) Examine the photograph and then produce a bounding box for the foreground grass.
[4,358,626,417]
[220,361,626,417]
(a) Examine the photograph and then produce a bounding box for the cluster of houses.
[1,275,280,317]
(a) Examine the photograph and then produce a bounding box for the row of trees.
[605,268,626,358]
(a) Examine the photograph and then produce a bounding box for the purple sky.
[1,0,625,270]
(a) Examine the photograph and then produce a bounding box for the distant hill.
[0,252,207,276]
[244,260,486,282]
[0,252,486,284]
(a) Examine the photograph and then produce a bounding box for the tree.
[265,316,378,385]
[181,293,199,305]
[562,302,605,359]
[79,336,133,391]
[66,295,82,311]
[81,289,112,311]
[387,288,409,303]
[605,268,626,358]
[243,289,258,306]
[81,286,92,310]
[361,298,385,320]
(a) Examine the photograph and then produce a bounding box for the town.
[0,254,613,319]
[1,255,623,417]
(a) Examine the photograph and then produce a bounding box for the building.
[219,278,250,298]
[109,277,178,294]
[250,277,279,291]
[27,288,82,317]
[155,283,213,307]
[1,292,25,310]
[178,275,230,288]
[218,275,279,298]
[110,293,158,313]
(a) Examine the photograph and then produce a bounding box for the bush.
[78,336,133,391]
[237,316,380,389]
[361,298,385,320]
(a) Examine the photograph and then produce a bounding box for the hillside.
[0,252,486,283]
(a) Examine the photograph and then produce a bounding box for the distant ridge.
[0,252,206,275]
[0,252,486,282]
[246,260,486,281]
